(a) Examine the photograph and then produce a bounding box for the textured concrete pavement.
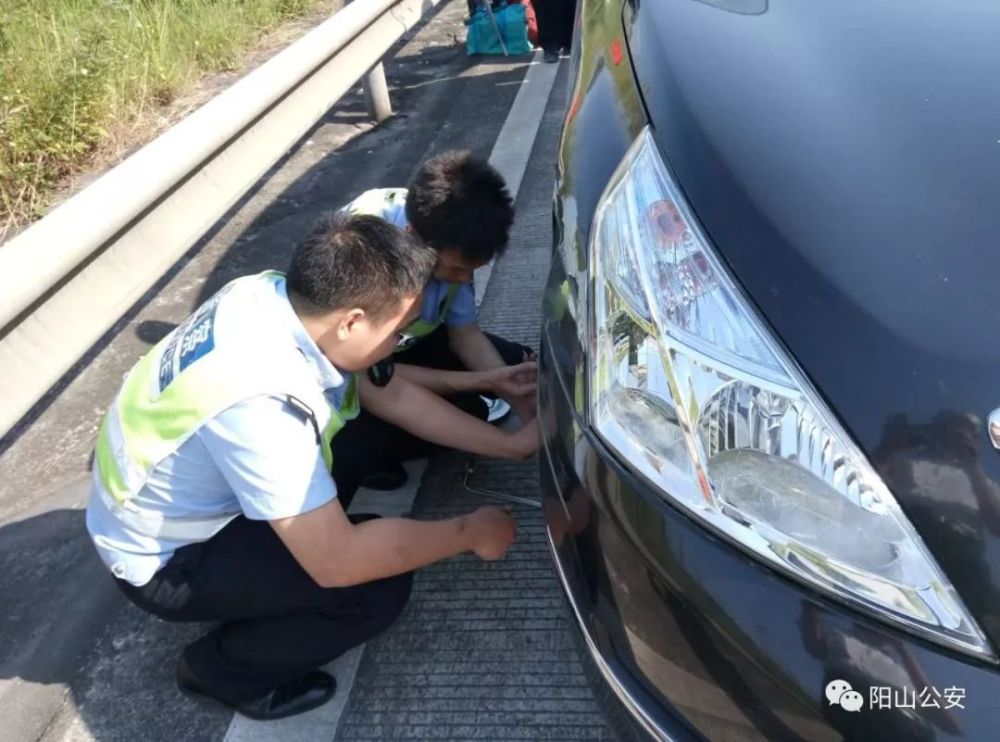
[334,77,616,739]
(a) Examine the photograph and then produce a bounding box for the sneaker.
[543,47,559,64]
[482,396,512,424]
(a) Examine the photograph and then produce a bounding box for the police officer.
[86,213,539,720]
[336,151,538,492]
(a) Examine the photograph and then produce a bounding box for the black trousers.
[394,326,531,374]
[116,514,412,702]
[331,327,532,511]
[536,0,576,50]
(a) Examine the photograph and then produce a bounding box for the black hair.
[287,212,436,321]
[405,150,514,263]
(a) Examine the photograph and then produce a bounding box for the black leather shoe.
[359,461,409,491]
[177,659,336,721]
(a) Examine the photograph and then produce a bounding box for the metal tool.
[463,459,541,508]
[478,0,509,56]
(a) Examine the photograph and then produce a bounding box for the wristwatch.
[367,358,395,387]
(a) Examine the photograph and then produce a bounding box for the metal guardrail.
[0,0,443,439]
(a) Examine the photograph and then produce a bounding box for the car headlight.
[589,127,992,659]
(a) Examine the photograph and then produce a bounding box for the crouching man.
[86,213,539,720]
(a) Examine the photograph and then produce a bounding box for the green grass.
[0,0,324,237]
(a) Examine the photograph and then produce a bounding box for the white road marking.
[221,461,425,742]
[221,647,364,742]
[475,50,560,305]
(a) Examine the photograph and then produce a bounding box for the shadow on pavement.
[0,503,220,742]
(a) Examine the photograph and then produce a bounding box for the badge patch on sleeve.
[157,289,228,392]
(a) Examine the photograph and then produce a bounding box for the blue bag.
[466,3,532,56]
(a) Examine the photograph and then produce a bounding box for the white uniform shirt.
[86,278,345,586]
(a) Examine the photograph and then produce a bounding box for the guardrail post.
[364,62,393,122]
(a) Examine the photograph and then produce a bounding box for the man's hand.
[483,361,537,400]
[463,506,517,560]
[510,351,538,421]
[272,499,520,588]
[508,392,537,423]
[505,418,541,460]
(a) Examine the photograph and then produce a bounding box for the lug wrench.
[463,459,541,508]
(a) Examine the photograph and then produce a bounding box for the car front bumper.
[538,313,1000,742]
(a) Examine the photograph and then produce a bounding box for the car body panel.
[544,0,1000,738]
[624,0,1000,646]
[540,345,1000,739]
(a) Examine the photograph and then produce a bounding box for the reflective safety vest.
[92,271,359,541]
[344,187,408,223]
[395,283,460,352]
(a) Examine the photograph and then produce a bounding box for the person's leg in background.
[329,407,410,506]
[535,0,577,62]
[535,0,562,63]
[116,515,412,717]
[558,0,578,52]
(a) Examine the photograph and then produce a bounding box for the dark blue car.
[540,1,1000,739]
